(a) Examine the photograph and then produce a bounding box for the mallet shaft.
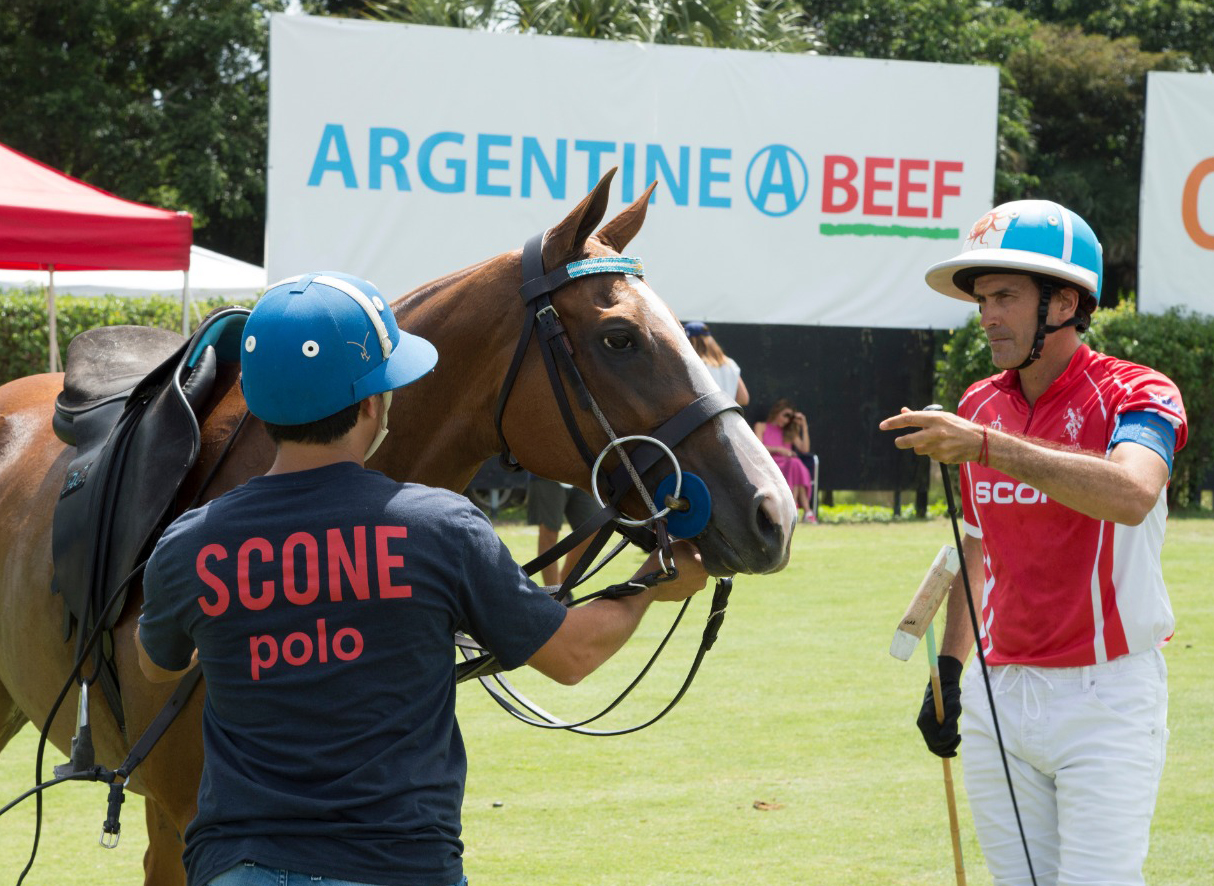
[928,622,967,886]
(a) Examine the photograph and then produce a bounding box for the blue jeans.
[207,862,467,886]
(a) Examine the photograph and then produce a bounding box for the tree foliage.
[364,0,820,52]
[998,0,1214,70]
[0,0,286,265]
[1003,24,1187,298]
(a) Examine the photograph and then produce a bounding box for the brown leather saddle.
[50,309,250,733]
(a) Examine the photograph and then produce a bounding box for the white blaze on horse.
[0,170,795,884]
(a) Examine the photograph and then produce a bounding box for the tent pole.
[181,269,192,336]
[47,264,61,373]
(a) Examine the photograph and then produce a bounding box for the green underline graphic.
[820,223,960,239]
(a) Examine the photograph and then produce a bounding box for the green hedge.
[936,302,1214,506]
[0,293,256,385]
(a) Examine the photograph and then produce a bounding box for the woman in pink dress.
[754,399,815,523]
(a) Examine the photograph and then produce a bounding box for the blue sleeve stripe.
[1109,411,1176,473]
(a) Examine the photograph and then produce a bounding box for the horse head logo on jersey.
[1064,405,1084,445]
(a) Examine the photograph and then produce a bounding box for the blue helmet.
[925,200,1104,303]
[241,272,437,425]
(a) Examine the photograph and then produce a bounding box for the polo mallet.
[921,404,1038,886]
[890,543,966,886]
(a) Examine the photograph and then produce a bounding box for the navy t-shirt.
[139,462,567,886]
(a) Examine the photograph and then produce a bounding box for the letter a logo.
[746,145,808,217]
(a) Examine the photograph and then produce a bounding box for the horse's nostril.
[755,495,778,539]
[753,491,789,552]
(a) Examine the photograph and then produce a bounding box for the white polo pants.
[959,648,1169,886]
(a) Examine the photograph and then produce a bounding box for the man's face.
[972,273,1042,369]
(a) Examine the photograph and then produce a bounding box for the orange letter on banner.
[1182,157,1214,249]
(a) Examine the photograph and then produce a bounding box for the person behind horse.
[753,399,813,523]
[683,320,749,406]
[527,475,598,586]
[134,272,708,886]
[881,200,1187,886]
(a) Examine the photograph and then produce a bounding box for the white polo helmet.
[926,200,1103,303]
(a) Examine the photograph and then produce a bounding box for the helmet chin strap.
[1013,281,1083,370]
[365,391,392,460]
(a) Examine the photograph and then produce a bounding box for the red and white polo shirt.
[958,345,1187,667]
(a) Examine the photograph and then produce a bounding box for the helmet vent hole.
[372,296,385,311]
[244,335,256,353]
[302,340,320,357]
[1048,215,1059,226]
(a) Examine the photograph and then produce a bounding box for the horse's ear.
[543,168,617,267]
[595,180,658,253]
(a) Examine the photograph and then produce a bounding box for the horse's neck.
[373,261,520,492]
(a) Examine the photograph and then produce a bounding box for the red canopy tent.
[0,142,193,370]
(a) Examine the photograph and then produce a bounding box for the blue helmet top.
[925,200,1104,304]
[241,272,438,426]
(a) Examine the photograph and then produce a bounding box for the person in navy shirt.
[136,272,707,886]
[881,202,1185,886]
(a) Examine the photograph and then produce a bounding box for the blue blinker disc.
[655,472,712,539]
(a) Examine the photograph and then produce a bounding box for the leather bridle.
[462,231,743,735]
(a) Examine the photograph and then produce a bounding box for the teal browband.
[566,256,644,279]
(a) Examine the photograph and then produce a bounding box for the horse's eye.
[602,332,634,351]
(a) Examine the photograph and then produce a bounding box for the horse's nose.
[751,485,794,572]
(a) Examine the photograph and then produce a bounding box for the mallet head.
[890,544,959,661]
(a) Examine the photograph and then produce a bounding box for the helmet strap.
[1012,280,1086,370]
[1013,281,1051,370]
[365,390,392,461]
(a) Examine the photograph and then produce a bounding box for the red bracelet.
[978,427,990,467]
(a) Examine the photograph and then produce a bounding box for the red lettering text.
[333,626,364,661]
[238,537,275,610]
[898,159,930,218]
[822,155,859,213]
[196,544,230,616]
[933,161,963,218]
[327,527,370,601]
[863,156,894,216]
[249,634,278,680]
[247,619,362,681]
[821,155,965,219]
[375,525,411,599]
[282,631,313,666]
[282,531,320,605]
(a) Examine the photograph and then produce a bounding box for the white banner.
[1140,72,1214,316]
[267,14,998,329]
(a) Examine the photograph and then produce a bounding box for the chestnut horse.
[0,170,795,884]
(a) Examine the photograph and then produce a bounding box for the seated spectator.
[754,399,814,523]
[528,475,599,586]
[684,321,749,406]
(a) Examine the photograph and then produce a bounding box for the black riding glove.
[916,654,963,758]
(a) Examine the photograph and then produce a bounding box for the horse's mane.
[393,255,501,312]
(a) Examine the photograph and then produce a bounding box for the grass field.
[1,519,1210,885]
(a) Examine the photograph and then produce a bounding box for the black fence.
[708,323,937,506]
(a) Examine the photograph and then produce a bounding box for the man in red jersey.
[881,200,1186,886]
